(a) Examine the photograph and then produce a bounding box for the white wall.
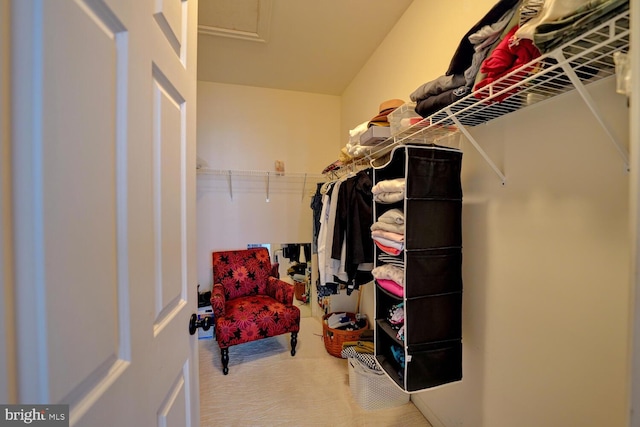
[196,82,341,289]
[343,1,631,426]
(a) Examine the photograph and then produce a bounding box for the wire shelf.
[196,168,326,201]
[197,168,325,180]
[362,9,630,183]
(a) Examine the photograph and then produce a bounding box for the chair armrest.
[210,284,226,318]
[266,276,294,305]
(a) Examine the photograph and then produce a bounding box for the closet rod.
[324,158,372,180]
[198,168,326,201]
[197,168,325,179]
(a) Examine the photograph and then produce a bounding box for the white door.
[7,0,199,425]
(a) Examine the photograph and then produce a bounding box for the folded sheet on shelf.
[378,208,404,225]
[372,178,405,194]
[374,240,402,256]
[515,0,595,42]
[376,278,404,297]
[372,235,404,250]
[532,0,630,53]
[378,253,405,269]
[372,178,406,203]
[372,263,405,287]
[371,229,404,243]
[371,220,404,234]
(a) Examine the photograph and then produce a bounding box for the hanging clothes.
[310,182,324,254]
[317,180,344,289]
[330,169,374,293]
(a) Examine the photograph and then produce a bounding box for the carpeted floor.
[199,316,432,427]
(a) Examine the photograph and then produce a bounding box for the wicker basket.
[322,312,369,358]
[294,280,306,301]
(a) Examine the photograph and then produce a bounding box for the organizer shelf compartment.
[375,354,405,390]
[405,148,463,199]
[374,333,463,392]
[404,340,463,392]
[373,144,464,392]
[404,248,463,297]
[376,318,404,347]
[404,293,462,345]
[405,199,462,250]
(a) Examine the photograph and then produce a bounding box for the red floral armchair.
[210,248,300,374]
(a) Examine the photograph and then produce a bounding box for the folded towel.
[373,192,405,204]
[374,240,402,256]
[372,264,405,287]
[376,278,404,297]
[372,178,406,195]
[371,229,404,243]
[378,253,405,269]
[372,236,404,251]
[371,220,404,234]
[378,208,405,225]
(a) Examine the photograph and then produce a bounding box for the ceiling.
[197,0,414,96]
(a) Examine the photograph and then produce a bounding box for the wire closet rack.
[197,168,326,201]
[355,9,631,185]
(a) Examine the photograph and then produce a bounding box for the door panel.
[157,368,188,426]
[10,0,198,425]
[153,66,187,323]
[153,327,193,426]
[153,0,186,59]
[43,0,125,404]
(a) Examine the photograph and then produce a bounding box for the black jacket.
[331,169,374,284]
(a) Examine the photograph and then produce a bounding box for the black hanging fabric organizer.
[373,144,463,392]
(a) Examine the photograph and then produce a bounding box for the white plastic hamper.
[348,357,410,410]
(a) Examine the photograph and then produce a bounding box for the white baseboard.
[411,395,446,427]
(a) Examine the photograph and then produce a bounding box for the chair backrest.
[212,248,272,300]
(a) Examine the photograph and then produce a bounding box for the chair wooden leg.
[290,332,298,356]
[221,348,229,375]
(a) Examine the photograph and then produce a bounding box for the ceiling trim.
[198,0,272,43]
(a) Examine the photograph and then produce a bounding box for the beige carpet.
[199,316,431,427]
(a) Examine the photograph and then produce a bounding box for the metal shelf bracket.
[446,107,507,185]
[553,50,630,171]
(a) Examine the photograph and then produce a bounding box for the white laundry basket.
[348,357,410,410]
